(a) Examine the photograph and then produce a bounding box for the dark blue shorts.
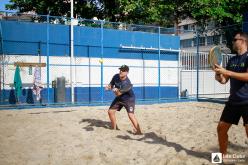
[109,97,135,113]
[220,103,248,126]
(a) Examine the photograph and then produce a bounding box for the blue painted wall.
[5,86,178,104]
[0,21,179,60]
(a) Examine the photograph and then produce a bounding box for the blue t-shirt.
[110,74,135,100]
[226,51,248,105]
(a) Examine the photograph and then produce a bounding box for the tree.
[189,0,248,52]
[5,0,248,29]
[191,0,248,26]
[6,0,69,16]
[6,0,102,19]
[158,0,192,34]
[5,0,176,27]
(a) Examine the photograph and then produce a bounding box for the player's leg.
[242,105,248,138]
[127,112,142,134]
[242,106,248,138]
[218,104,241,154]
[217,121,232,155]
[123,100,142,134]
[108,109,118,129]
[108,98,122,130]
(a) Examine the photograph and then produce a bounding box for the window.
[207,36,214,45]
[193,38,197,46]
[207,35,221,45]
[181,39,192,48]
[221,35,227,44]
[183,25,189,30]
[193,37,205,46]
[199,37,205,46]
[183,24,195,31]
[188,24,195,31]
[213,35,221,44]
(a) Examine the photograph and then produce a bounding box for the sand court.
[0,102,247,165]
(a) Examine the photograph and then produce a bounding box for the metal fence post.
[142,51,145,100]
[87,46,91,103]
[46,14,50,104]
[100,20,104,103]
[0,21,4,102]
[196,30,200,100]
[178,47,181,99]
[70,1,75,104]
[158,27,161,101]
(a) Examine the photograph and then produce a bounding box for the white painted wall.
[180,70,230,98]
[2,55,230,99]
[2,55,178,89]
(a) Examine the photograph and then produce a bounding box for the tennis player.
[105,65,142,135]
[214,32,248,155]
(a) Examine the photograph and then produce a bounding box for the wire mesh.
[0,11,244,108]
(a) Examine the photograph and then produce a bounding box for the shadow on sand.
[29,110,77,115]
[228,141,248,151]
[79,118,111,131]
[117,131,211,161]
[78,118,213,161]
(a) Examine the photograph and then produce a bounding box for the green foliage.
[190,0,248,26]
[5,0,248,28]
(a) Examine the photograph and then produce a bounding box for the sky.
[0,0,14,12]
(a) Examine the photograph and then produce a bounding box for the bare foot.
[116,125,120,130]
[134,131,143,135]
[111,124,120,130]
[133,129,142,135]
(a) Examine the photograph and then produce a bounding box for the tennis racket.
[208,46,222,70]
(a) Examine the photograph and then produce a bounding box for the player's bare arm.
[215,64,248,82]
[105,84,112,90]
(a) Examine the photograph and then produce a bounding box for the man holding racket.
[105,65,142,135]
[214,32,248,155]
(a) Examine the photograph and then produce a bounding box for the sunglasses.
[232,38,244,42]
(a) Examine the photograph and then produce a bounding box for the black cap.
[119,65,129,72]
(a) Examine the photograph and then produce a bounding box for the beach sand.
[0,102,247,165]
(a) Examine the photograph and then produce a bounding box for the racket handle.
[215,74,223,83]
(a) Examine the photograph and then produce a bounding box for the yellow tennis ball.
[99,59,103,63]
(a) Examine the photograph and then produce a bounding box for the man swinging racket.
[105,65,142,135]
[213,32,248,156]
